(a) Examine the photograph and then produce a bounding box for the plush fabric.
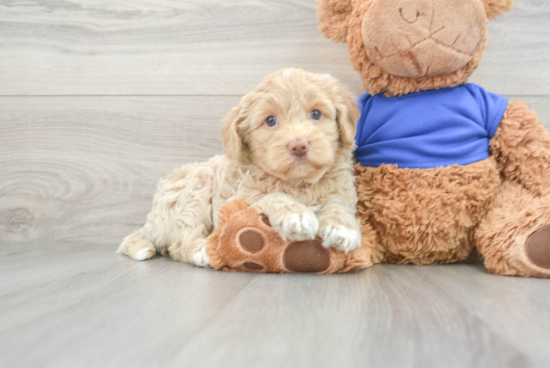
[207,199,376,273]
[318,0,550,278]
[361,0,487,78]
[356,158,501,265]
[355,84,509,168]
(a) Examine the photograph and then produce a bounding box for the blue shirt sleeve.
[356,93,371,112]
[355,93,372,147]
[469,84,510,139]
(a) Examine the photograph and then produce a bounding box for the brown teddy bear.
[317,0,550,278]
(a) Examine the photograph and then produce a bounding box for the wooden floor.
[0,243,549,368]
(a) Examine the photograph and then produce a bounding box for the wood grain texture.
[0,0,549,96]
[1,95,550,245]
[1,243,549,368]
[0,96,237,244]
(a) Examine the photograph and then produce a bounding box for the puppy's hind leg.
[117,223,210,265]
[117,230,157,261]
[118,159,220,266]
[167,225,211,267]
[155,163,218,267]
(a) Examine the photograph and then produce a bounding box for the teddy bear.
[316,0,550,278]
[206,199,370,273]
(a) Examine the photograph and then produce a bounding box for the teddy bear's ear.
[317,0,354,43]
[483,0,514,20]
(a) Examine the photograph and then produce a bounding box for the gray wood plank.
[0,96,237,244]
[0,243,254,368]
[1,243,549,368]
[1,95,549,245]
[0,242,130,298]
[417,264,550,366]
[0,0,549,96]
[172,265,528,368]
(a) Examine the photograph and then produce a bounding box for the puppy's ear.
[482,0,514,20]
[317,0,354,43]
[335,87,360,151]
[222,106,243,162]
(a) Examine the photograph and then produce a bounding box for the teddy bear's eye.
[265,116,278,127]
[310,110,322,121]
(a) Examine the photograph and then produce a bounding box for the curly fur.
[356,158,501,265]
[317,0,354,43]
[118,69,370,266]
[483,0,514,20]
[474,100,550,278]
[490,101,550,197]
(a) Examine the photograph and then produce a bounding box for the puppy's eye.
[265,116,278,127]
[310,110,322,121]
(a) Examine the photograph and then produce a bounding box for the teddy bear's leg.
[475,181,550,278]
[476,101,550,278]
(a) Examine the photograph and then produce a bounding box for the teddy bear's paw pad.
[243,262,264,271]
[525,224,550,269]
[237,228,265,253]
[283,240,330,273]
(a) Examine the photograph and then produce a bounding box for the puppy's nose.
[287,138,309,157]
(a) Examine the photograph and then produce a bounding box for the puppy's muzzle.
[287,138,309,157]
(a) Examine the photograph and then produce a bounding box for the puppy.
[118,68,362,266]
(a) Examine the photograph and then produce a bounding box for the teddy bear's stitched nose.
[399,7,421,24]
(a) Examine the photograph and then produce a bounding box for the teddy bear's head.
[317,0,513,96]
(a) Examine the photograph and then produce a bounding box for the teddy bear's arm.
[490,100,550,197]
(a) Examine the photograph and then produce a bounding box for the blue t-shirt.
[355,84,509,168]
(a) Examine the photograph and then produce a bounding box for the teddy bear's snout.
[362,0,487,78]
[398,7,422,24]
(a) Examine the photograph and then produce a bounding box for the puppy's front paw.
[266,209,319,242]
[193,247,211,268]
[279,212,319,241]
[319,225,361,253]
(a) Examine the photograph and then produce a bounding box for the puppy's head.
[222,69,359,183]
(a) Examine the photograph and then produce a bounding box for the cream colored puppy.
[118,69,362,266]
